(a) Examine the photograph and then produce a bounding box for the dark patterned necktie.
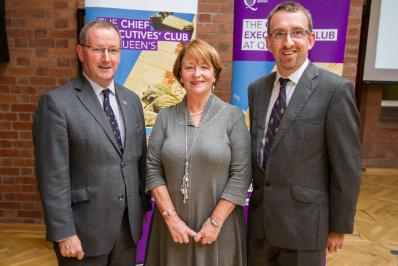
[103,89,123,153]
[262,78,289,169]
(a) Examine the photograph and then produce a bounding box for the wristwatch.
[210,216,221,228]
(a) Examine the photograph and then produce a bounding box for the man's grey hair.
[79,20,121,46]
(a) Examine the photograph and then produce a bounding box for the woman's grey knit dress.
[145,95,251,266]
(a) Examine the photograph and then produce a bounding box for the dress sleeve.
[221,111,252,206]
[145,110,167,193]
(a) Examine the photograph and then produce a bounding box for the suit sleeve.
[137,98,152,212]
[248,84,254,132]
[326,80,362,233]
[32,93,76,242]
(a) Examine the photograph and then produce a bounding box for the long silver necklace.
[180,97,215,203]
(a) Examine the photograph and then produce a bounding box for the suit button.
[121,162,125,168]
[117,193,124,201]
[264,182,270,187]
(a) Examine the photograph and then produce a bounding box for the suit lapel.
[256,73,276,170]
[115,85,132,158]
[74,75,122,157]
[270,63,318,152]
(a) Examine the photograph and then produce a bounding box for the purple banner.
[233,0,350,63]
[231,0,350,112]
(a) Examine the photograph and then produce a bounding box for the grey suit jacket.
[33,74,151,256]
[247,62,362,251]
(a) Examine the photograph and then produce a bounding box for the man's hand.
[59,235,85,260]
[326,232,344,253]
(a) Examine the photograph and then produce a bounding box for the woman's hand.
[194,218,221,245]
[151,185,197,243]
[164,214,197,244]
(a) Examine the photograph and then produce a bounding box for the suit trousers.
[54,209,136,266]
[248,235,325,266]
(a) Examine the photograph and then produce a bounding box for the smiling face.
[180,53,216,98]
[266,10,315,77]
[76,26,121,88]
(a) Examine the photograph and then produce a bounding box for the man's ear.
[76,45,84,62]
[307,32,316,50]
[265,36,271,51]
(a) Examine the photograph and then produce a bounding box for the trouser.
[54,210,136,266]
[248,235,325,266]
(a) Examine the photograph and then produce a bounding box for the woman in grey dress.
[144,39,251,266]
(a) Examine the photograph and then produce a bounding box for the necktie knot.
[103,88,111,98]
[279,78,290,89]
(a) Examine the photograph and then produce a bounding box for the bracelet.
[210,216,221,228]
[161,209,176,217]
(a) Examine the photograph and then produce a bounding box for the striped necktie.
[262,78,289,169]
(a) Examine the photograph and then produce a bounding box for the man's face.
[77,26,121,88]
[266,10,315,77]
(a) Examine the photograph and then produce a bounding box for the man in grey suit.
[247,2,362,265]
[33,20,151,265]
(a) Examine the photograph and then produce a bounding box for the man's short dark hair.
[267,1,313,35]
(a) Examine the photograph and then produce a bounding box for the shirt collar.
[275,59,309,86]
[83,71,116,97]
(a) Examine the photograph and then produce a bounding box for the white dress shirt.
[259,59,310,166]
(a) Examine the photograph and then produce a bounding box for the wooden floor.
[327,168,398,266]
[1,168,397,266]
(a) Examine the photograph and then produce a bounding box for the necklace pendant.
[180,168,189,204]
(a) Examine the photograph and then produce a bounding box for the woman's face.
[180,53,216,97]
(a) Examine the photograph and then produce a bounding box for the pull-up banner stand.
[85,1,198,263]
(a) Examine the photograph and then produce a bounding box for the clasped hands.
[164,215,220,245]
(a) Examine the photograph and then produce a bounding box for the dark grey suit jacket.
[33,74,151,256]
[247,62,362,251]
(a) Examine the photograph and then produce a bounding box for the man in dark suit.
[33,20,151,265]
[247,2,362,265]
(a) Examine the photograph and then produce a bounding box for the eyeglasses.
[269,30,311,41]
[80,45,121,56]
